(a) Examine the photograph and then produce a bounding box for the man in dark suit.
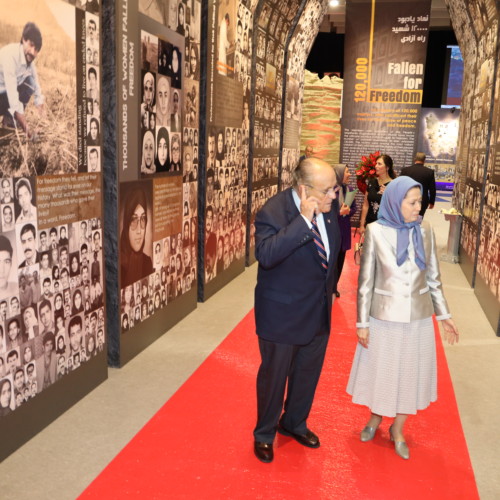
[253,158,341,463]
[399,152,436,216]
[298,144,313,163]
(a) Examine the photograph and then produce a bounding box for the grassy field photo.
[0,0,77,176]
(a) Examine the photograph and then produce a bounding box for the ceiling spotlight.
[329,0,340,6]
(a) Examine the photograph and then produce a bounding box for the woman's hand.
[358,225,366,236]
[339,204,350,216]
[440,318,459,345]
[357,327,369,348]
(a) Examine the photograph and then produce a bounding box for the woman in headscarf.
[170,47,182,89]
[0,378,13,416]
[333,164,357,297]
[156,75,171,127]
[140,130,156,175]
[170,134,181,171]
[71,289,84,316]
[155,127,170,173]
[87,117,100,145]
[120,187,153,287]
[347,176,459,460]
[176,1,185,35]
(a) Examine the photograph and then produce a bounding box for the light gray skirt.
[347,316,437,417]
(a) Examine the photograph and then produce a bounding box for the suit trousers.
[253,310,330,443]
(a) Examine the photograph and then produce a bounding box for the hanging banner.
[340,0,431,171]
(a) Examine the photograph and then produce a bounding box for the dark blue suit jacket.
[254,188,341,345]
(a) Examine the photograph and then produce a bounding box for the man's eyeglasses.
[130,214,147,230]
[304,184,339,197]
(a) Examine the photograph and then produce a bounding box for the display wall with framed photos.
[0,0,107,461]
[105,0,201,366]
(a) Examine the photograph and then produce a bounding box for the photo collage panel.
[0,176,105,416]
[140,30,183,175]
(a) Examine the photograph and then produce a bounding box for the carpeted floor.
[79,251,479,499]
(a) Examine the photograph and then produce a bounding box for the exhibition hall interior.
[0,0,499,498]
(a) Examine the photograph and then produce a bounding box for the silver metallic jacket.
[356,221,451,327]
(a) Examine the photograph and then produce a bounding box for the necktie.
[311,216,328,273]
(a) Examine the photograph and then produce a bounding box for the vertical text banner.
[341,0,431,170]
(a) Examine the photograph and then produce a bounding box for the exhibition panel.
[446,0,500,333]
[281,0,328,190]
[340,1,431,171]
[0,0,107,460]
[200,0,257,300]
[246,0,300,265]
[106,0,201,366]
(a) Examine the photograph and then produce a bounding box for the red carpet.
[79,250,479,499]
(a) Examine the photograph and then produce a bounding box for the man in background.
[299,144,314,163]
[399,152,436,217]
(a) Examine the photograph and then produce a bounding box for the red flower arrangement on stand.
[355,151,380,194]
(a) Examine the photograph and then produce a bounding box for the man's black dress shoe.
[335,290,340,297]
[277,425,320,448]
[254,441,273,463]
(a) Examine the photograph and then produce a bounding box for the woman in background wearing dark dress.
[120,188,153,287]
[359,154,396,235]
[333,164,357,297]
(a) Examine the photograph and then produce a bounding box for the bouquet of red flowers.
[355,151,380,193]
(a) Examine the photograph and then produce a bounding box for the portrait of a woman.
[71,289,84,316]
[87,117,100,146]
[170,47,182,89]
[22,306,38,340]
[189,43,200,80]
[54,292,63,316]
[56,332,66,355]
[216,129,225,168]
[122,313,129,332]
[121,284,134,315]
[155,127,170,173]
[69,253,80,277]
[156,75,170,127]
[141,130,156,175]
[176,1,185,36]
[170,134,181,171]
[120,187,153,288]
[0,378,13,416]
